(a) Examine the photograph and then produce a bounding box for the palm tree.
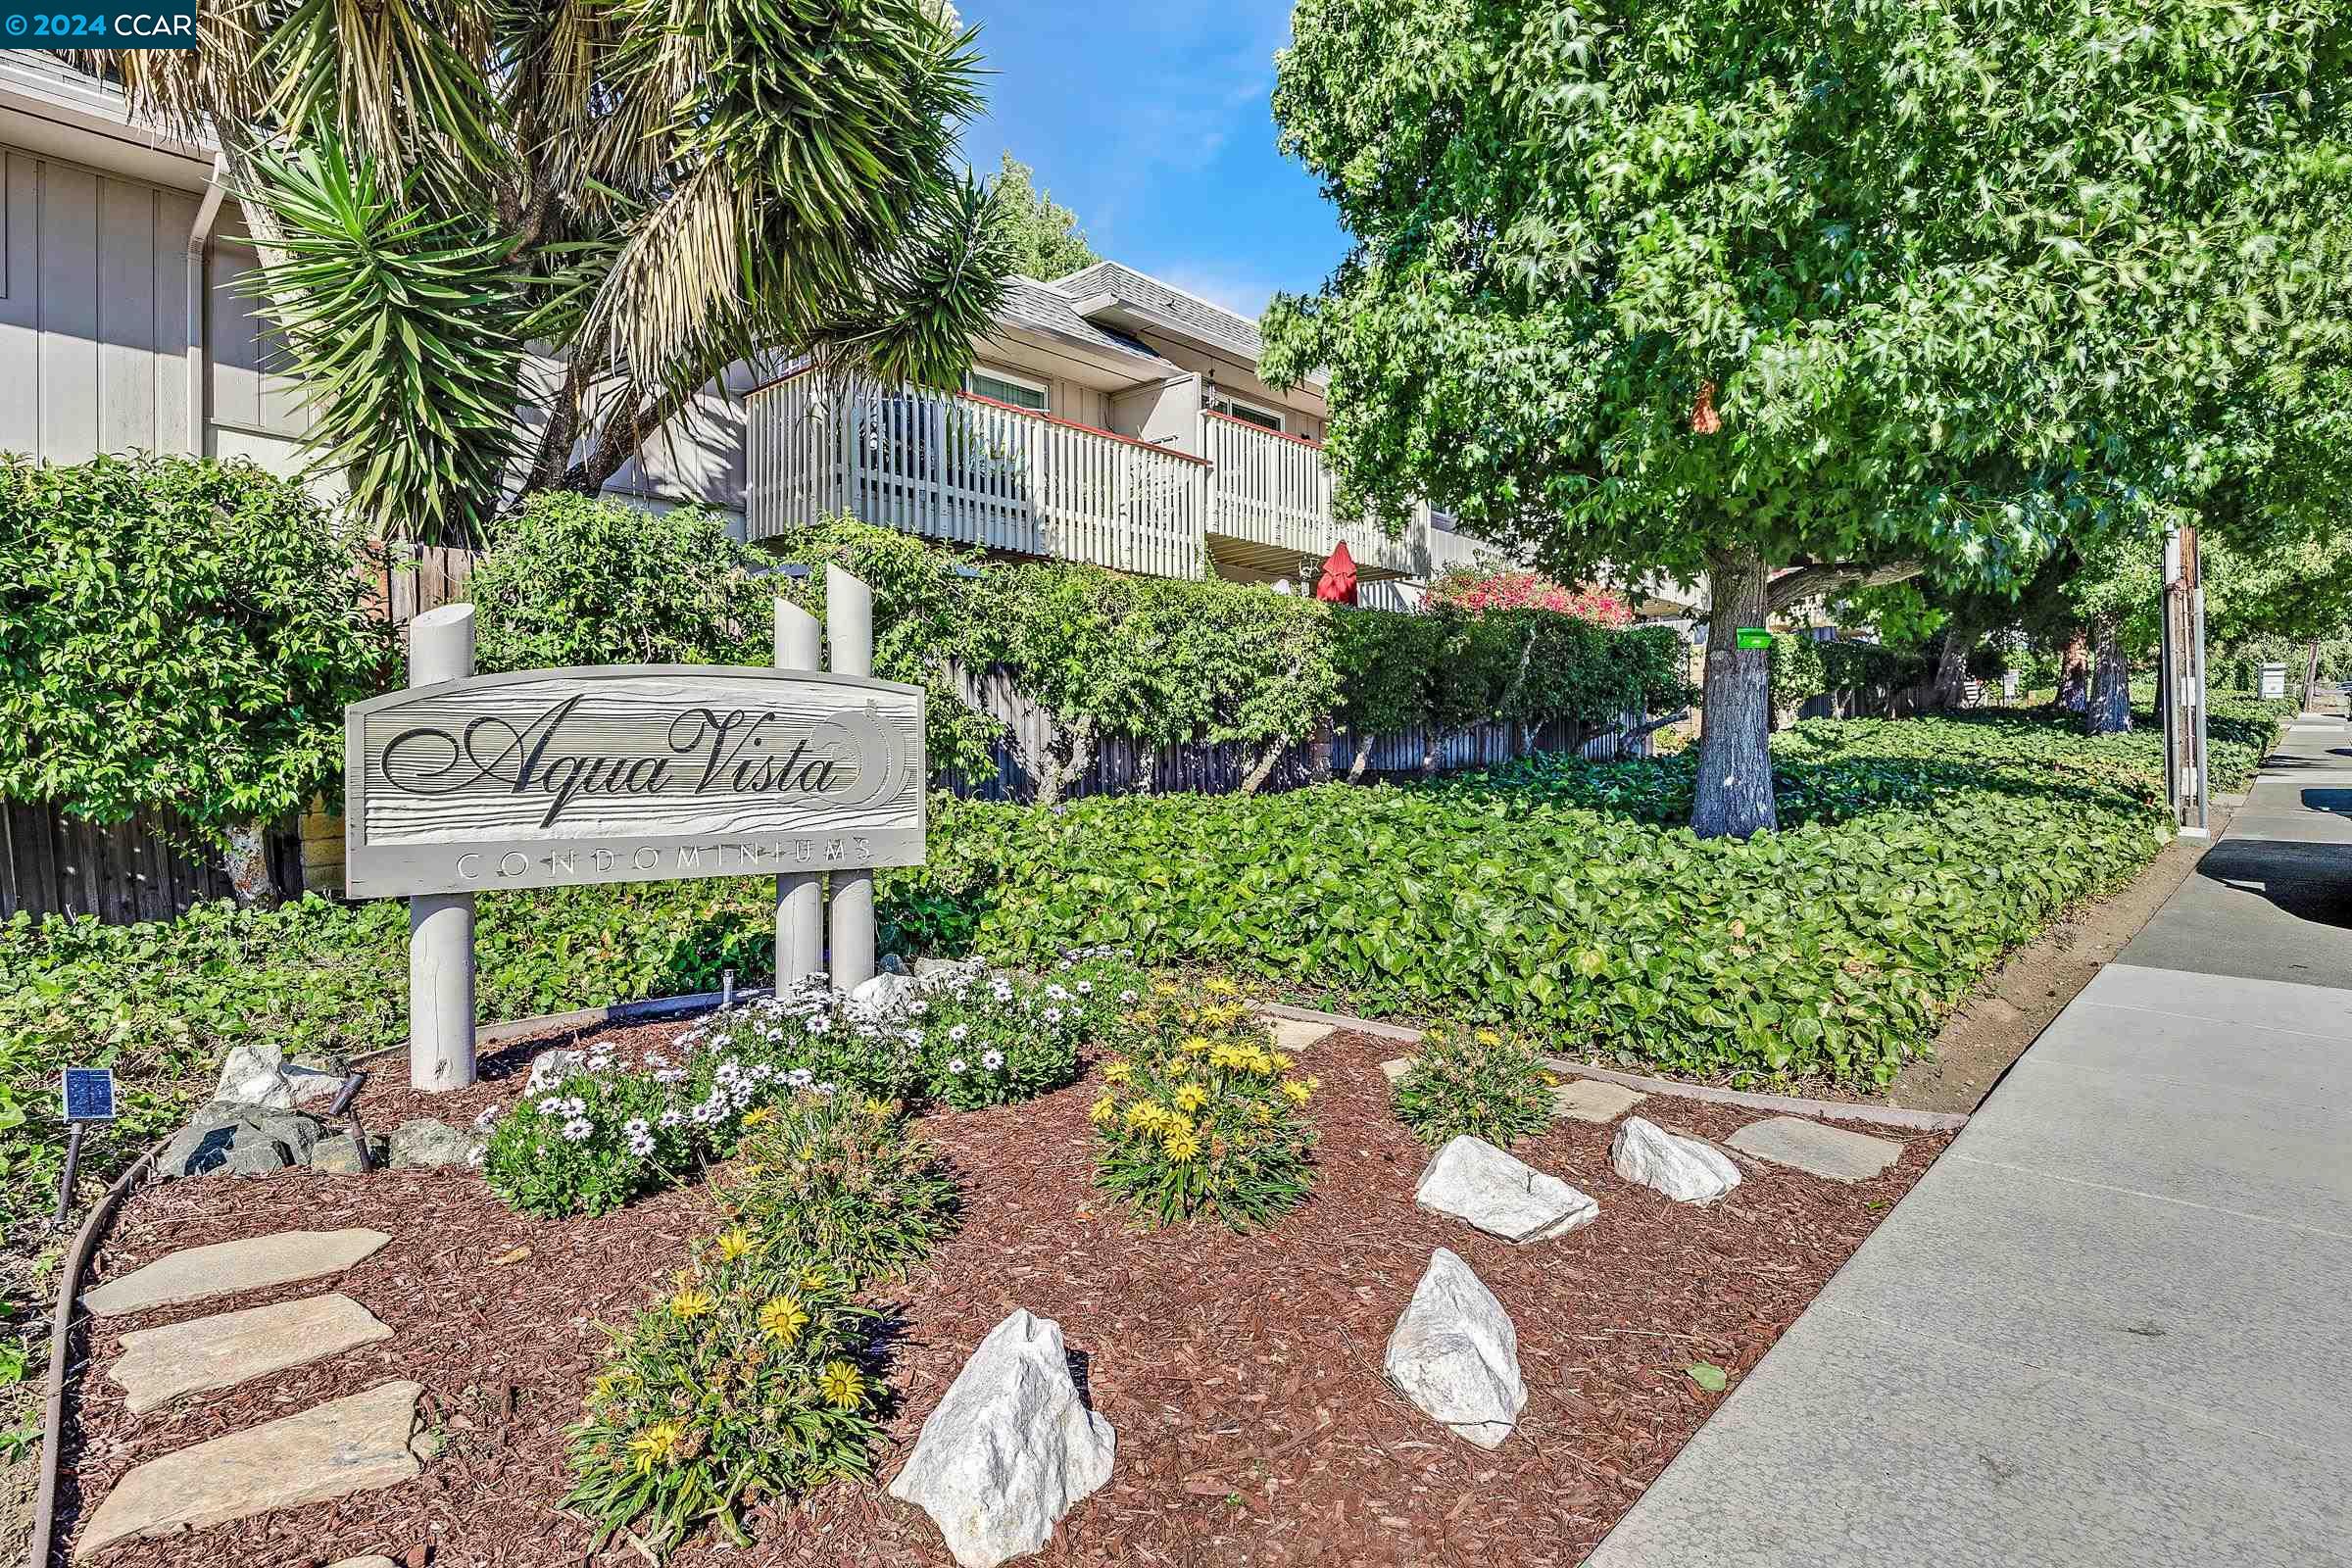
[75,0,1011,547]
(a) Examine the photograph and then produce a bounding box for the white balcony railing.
[747,373,1205,580]
[747,373,1501,587]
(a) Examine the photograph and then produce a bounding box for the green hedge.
[1768,634,1928,709]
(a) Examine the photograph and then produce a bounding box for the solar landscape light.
[329,1070,375,1173]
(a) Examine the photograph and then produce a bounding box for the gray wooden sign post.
[823,565,878,991]
[407,603,478,1093]
[772,595,825,984]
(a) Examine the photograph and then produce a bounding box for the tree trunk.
[1692,548,1778,839]
[221,819,281,908]
[1932,615,1979,709]
[1240,738,1287,795]
[2087,616,2132,734]
[2306,637,2324,712]
[2057,629,2090,711]
[1348,731,1376,783]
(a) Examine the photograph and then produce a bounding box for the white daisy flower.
[1043,1007,1063,1025]
[949,1023,969,1043]
[806,1015,832,1036]
[981,1050,1005,1070]
[947,1057,969,1076]
[1118,990,1139,1004]
[562,1117,593,1142]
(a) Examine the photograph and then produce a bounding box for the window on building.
[1210,394,1286,434]
[966,368,1050,413]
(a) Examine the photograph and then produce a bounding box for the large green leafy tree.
[80,0,1013,547]
[988,152,1100,277]
[1261,0,2352,836]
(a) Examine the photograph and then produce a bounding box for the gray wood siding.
[207,240,314,440]
[0,151,198,461]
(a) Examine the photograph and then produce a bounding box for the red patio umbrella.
[1314,540,1359,605]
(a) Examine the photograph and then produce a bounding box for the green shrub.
[470,492,770,671]
[564,1236,880,1555]
[0,454,392,892]
[717,1094,958,1288]
[481,1063,689,1218]
[1393,1026,1554,1149]
[910,950,1143,1109]
[1090,980,1317,1229]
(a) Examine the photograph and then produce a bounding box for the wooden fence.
[371,545,479,626]
[0,803,302,924]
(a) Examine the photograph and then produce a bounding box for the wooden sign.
[345,665,926,899]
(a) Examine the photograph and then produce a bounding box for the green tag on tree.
[1735,627,1773,650]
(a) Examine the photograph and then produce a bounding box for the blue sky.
[956,1,1352,319]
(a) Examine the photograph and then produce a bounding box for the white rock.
[1413,1136,1599,1243]
[214,1044,295,1110]
[1610,1117,1741,1203]
[887,1309,1115,1568]
[1384,1248,1526,1448]
[850,971,918,1018]
[389,1117,486,1170]
[523,1048,588,1093]
[284,1060,345,1105]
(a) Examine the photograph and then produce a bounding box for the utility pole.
[2160,524,2210,839]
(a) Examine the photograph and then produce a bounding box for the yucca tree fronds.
[82,0,1009,545]
[240,137,526,546]
[581,0,1000,401]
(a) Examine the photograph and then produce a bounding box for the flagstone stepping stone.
[84,1229,392,1319]
[1384,1248,1526,1449]
[1413,1136,1599,1243]
[1610,1116,1740,1203]
[1727,1115,1903,1183]
[1380,1057,1415,1083]
[74,1380,425,1558]
[328,1558,398,1568]
[1264,1017,1334,1054]
[109,1293,393,1414]
[1550,1078,1647,1123]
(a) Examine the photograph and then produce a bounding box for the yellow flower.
[1474,1028,1502,1047]
[799,1265,830,1293]
[758,1294,810,1347]
[1250,1102,1276,1125]
[1208,1042,1246,1070]
[1181,1035,1213,1056]
[1152,981,1183,997]
[1174,1083,1207,1112]
[628,1419,688,1474]
[818,1360,867,1410]
[1271,1051,1295,1070]
[1122,1101,1159,1131]
[1089,1094,1117,1125]
[1201,977,1240,998]
[1162,1128,1203,1160]
[713,1228,755,1262]
[1281,1078,1313,1105]
[1104,1060,1134,1085]
[741,1106,773,1128]
[668,1286,715,1320]
[794,1144,816,1163]
[593,1367,636,1400]
[863,1097,892,1117]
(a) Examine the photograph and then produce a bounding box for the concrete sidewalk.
[1586,714,2352,1567]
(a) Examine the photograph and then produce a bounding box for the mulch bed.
[56,1021,1948,1567]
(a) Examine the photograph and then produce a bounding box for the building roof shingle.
[1049,260,1268,363]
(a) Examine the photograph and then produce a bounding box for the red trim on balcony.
[956,391,1211,465]
[743,367,1211,467]
[1205,408,1325,450]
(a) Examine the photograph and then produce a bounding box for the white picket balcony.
[746,373,1494,587]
